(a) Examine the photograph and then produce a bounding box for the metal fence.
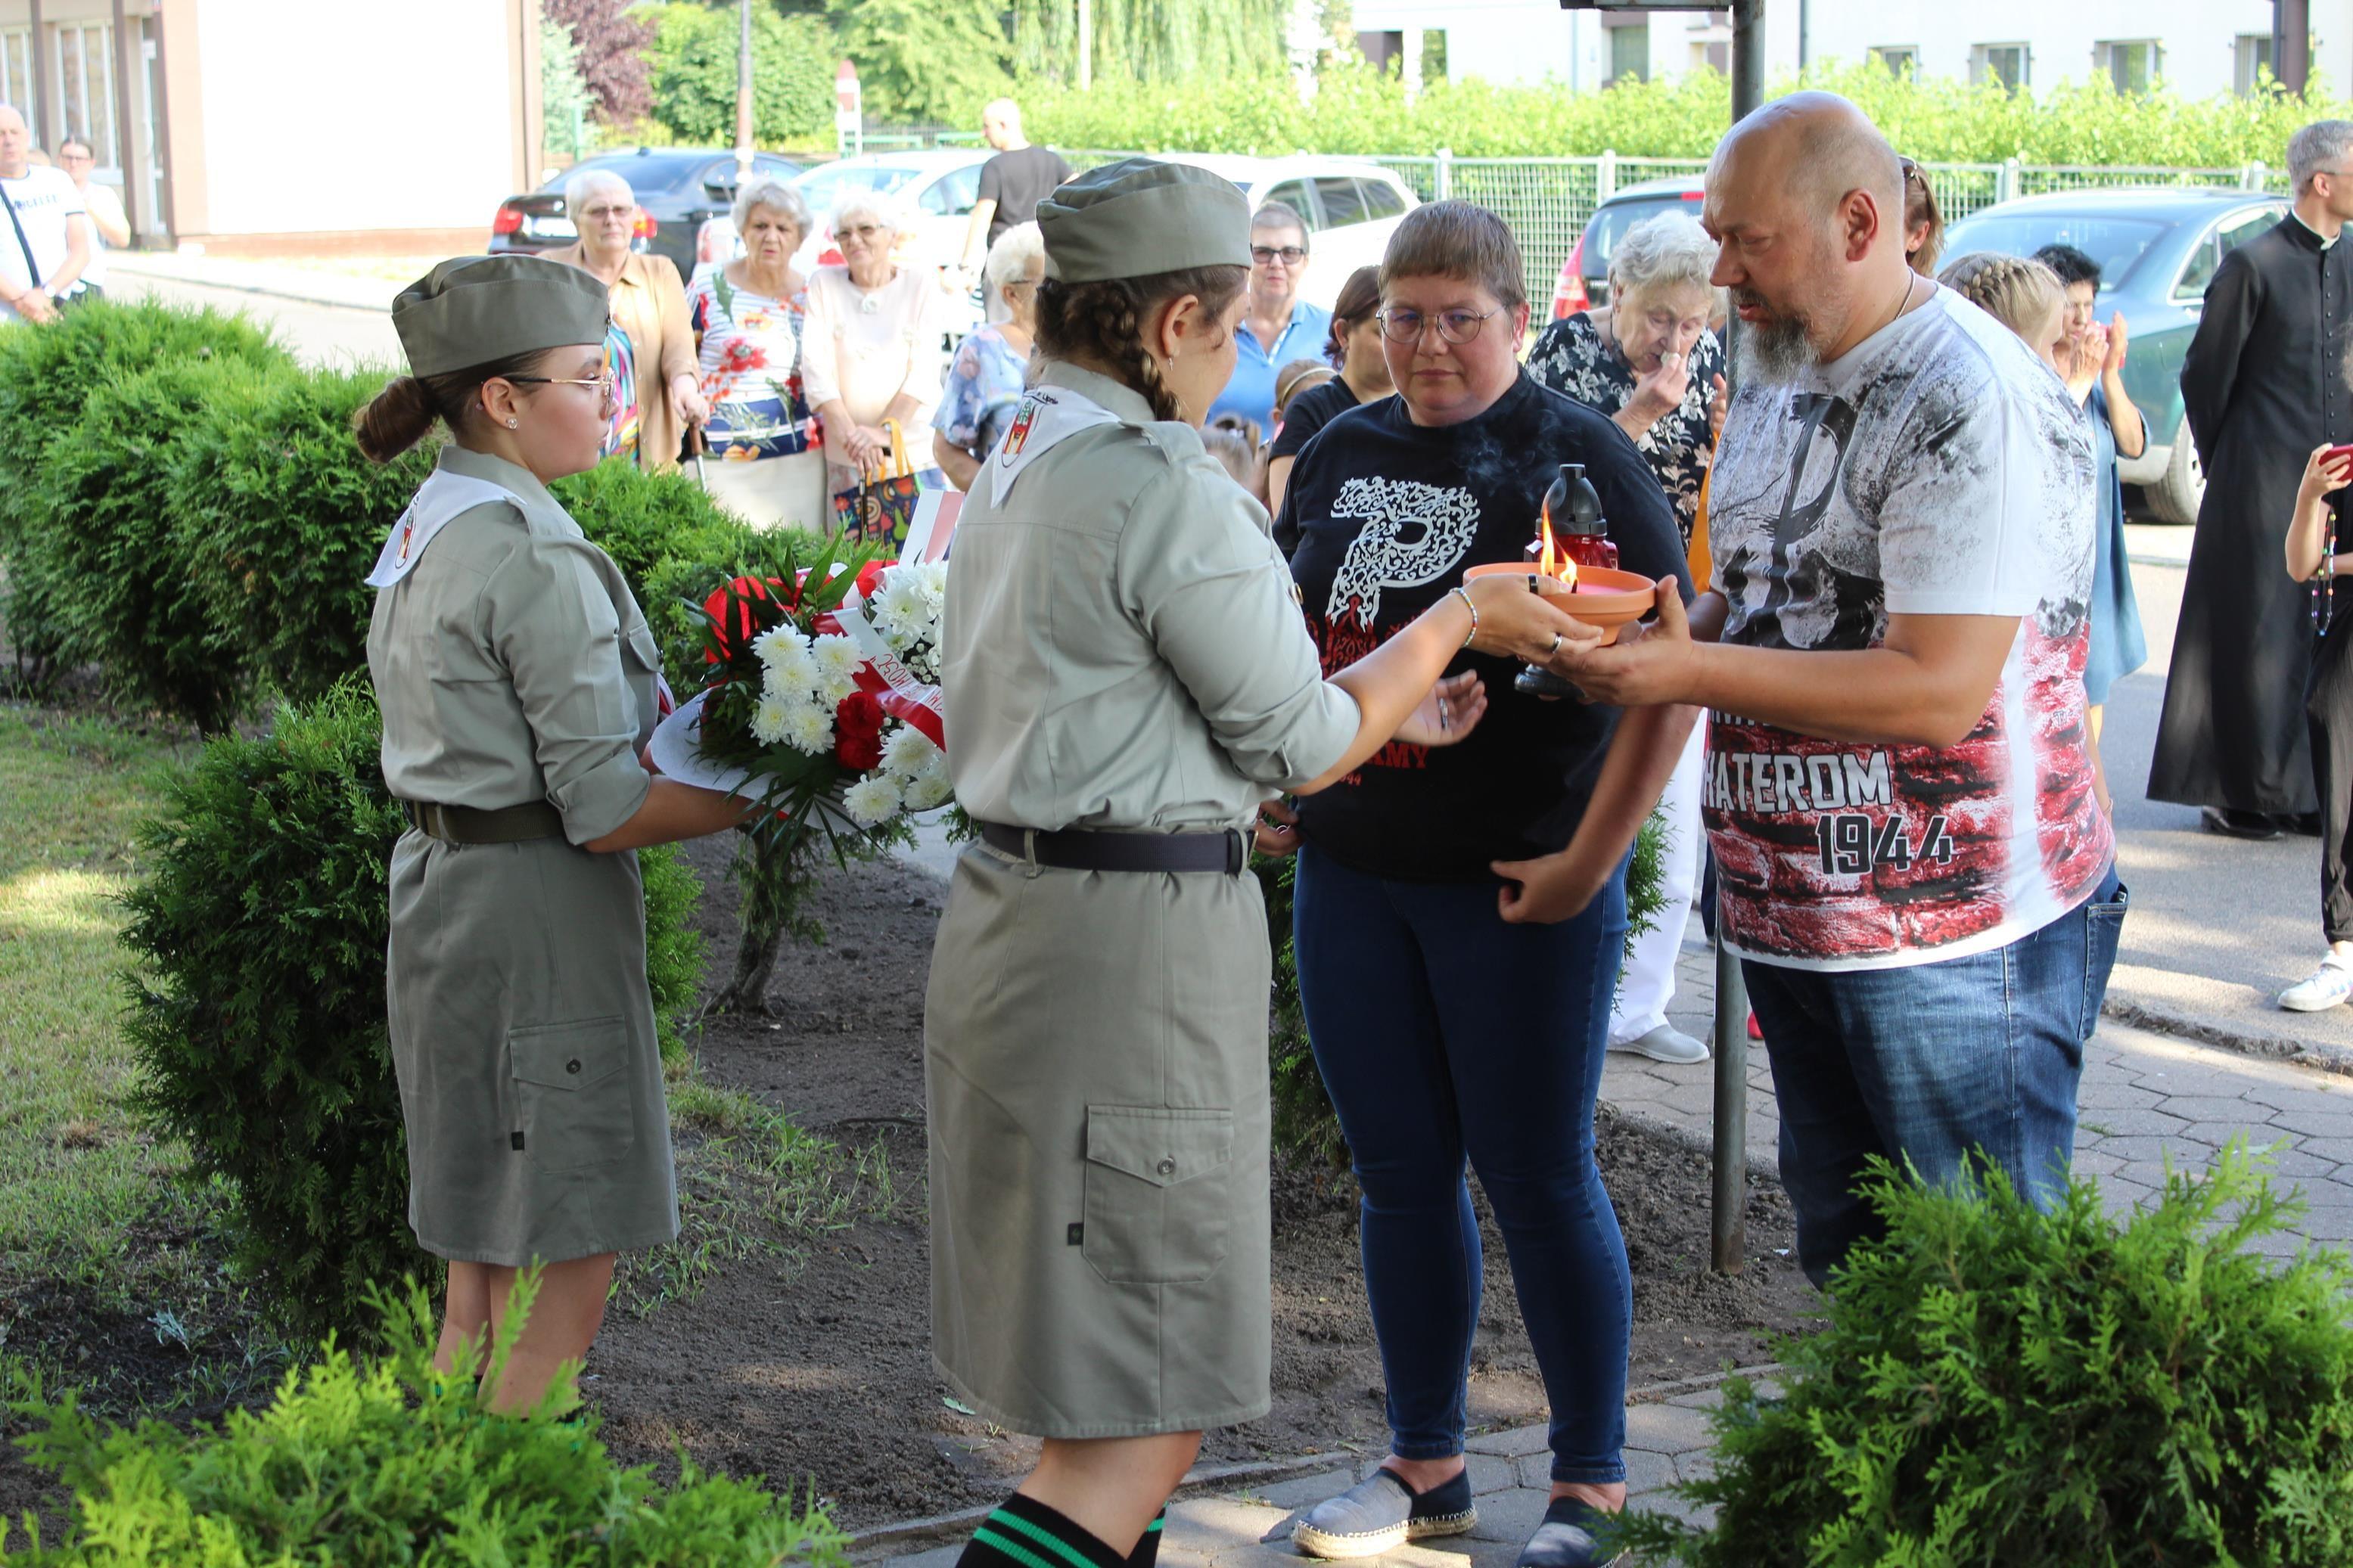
[1057,147,2287,307]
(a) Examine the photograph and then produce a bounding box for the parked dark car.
[1943,187,2289,523]
[489,147,809,281]
[1550,175,1708,318]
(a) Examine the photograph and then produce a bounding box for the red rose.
[834,690,886,769]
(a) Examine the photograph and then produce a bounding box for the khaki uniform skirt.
[385,829,679,1266]
[925,840,1273,1439]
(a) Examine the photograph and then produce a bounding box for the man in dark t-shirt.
[960,98,1072,278]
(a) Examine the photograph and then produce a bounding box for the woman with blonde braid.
[927,159,1590,1568]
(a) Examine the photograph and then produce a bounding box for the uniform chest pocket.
[1080,1106,1234,1285]
[508,1016,637,1175]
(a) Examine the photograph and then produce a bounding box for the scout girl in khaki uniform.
[928,160,1593,1568]
[358,256,750,1413]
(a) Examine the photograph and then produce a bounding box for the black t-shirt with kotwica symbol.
[1276,371,1690,883]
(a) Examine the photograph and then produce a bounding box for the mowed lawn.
[0,705,185,1300]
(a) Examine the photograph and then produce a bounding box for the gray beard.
[1733,312,1819,383]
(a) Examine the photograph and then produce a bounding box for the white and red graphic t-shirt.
[1705,287,2110,971]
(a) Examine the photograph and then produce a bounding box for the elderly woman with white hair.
[548,166,706,470]
[1528,209,1724,543]
[932,220,1043,492]
[800,191,952,500]
[1526,206,1727,1072]
[683,175,826,529]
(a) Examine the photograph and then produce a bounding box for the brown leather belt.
[978,820,1250,875]
[398,799,565,845]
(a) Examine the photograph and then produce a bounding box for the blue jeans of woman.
[1292,843,1632,1487]
[1745,866,2128,1286]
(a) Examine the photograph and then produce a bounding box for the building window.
[1606,20,1649,85]
[1354,29,1403,75]
[1873,45,1919,78]
[1421,29,1447,82]
[2097,39,2161,96]
[1972,43,2028,93]
[2236,33,2274,95]
[52,21,117,168]
[0,29,29,121]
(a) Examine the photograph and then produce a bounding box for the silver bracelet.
[1447,585,1478,648]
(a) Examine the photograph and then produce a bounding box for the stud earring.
[505,418,519,430]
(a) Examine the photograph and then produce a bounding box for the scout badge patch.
[988,387,1121,505]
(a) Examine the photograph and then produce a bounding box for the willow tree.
[1009,0,1291,85]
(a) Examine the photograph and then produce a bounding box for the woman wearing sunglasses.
[1273,202,1696,1568]
[356,256,754,1414]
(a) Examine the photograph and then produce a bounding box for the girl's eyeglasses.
[509,372,617,401]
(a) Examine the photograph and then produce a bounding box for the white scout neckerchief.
[988,384,1124,505]
[364,470,527,589]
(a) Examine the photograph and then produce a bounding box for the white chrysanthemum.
[748,695,792,746]
[881,725,940,777]
[902,770,953,811]
[841,773,904,826]
[762,643,819,698]
[811,633,862,682]
[781,701,835,754]
[817,669,859,706]
[912,560,949,601]
[751,624,807,667]
[875,572,929,635]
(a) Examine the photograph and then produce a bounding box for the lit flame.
[1537,498,1575,587]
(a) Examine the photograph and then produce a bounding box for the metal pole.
[1710,0,1765,1278]
[735,0,754,176]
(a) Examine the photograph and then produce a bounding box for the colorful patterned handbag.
[832,418,922,546]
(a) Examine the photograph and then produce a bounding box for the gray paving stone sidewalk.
[877,927,2353,1568]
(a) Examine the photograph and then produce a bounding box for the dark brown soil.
[588,839,1817,1529]
[0,814,1814,1541]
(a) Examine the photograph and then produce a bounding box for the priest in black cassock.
[2151,120,2353,839]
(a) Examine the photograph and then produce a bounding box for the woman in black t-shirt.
[1269,265,1391,528]
[1275,203,1698,1568]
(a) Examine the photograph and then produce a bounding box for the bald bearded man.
[1525,93,2124,1285]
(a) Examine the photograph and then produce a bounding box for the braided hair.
[1937,252,2064,343]
[1034,265,1249,423]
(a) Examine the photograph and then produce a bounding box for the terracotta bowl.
[1462,562,1658,644]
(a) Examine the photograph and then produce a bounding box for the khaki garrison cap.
[1037,157,1252,284]
[393,254,611,378]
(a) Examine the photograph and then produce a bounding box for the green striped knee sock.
[956,1494,1136,1568]
[1128,1510,1166,1568]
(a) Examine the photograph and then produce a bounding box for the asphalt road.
[110,270,2340,1052]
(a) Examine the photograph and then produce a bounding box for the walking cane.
[685,421,710,489]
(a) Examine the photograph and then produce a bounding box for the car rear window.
[1581,195,1702,276]
[794,163,926,217]
[1941,214,2168,290]
[542,153,709,196]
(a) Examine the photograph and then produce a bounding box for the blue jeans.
[1292,844,1632,1487]
[1744,868,2128,1287]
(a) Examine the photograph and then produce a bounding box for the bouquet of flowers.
[648,533,952,852]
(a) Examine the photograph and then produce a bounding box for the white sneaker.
[2279,959,2353,1013]
[1608,1023,1711,1063]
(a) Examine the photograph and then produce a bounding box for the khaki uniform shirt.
[367,445,661,846]
[942,362,1359,831]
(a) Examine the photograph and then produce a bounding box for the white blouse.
[799,264,952,474]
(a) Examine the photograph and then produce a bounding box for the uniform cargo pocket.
[622,622,661,671]
[508,1015,636,1174]
[1080,1106,1235,1285]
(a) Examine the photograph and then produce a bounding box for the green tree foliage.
[540,14,600,161]
[830,0,1012,127]
[118,683,705,1344]
[1615,1146,2353,1566]
[0,1279,851,1563]
[543,0,657,125]
[1019,58,2353,164]
[645,2,834,146]
[1008,0,1290,88]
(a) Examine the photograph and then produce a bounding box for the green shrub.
[119,682,705,1343]
[641,839,707,1064]
[645,2,835,147]
[24,355,293,728]
[553,456,745,611]
[1261,813,1667,1165]
[169,363,435,708]
[0,300,288,677]
[1615,1145,2353,1567]
[1023,57,2353,164]
[0,1278,853,1565]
